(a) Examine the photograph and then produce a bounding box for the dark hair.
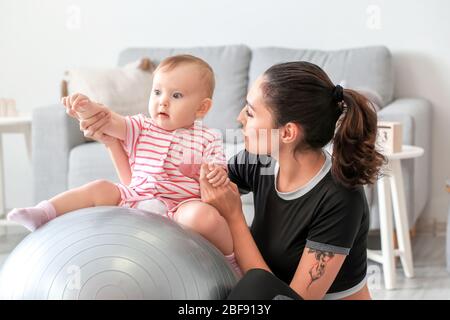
[261,61,385,188]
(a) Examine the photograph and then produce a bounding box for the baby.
[8,54,240,274]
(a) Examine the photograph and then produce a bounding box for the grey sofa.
[32,45,432,230]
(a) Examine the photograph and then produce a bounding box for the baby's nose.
[159,97,169,106]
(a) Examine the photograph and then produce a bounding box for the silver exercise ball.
[0,206,238,299]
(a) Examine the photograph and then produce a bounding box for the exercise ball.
[0,206,238,299]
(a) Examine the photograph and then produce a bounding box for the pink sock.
[7,200,57,231]
[225,252,243,278]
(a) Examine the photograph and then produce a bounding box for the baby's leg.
[174,201,233,255]
[8,179,121,231]
[174,201,241,276]
[49,179,121,214]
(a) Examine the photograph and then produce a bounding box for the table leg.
[0,134,4,217]
[377,175,396,289]
[23,125,32,160]
[390,159,414,278]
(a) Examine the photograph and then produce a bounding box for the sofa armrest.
[377,98,432,224]
[378,98,432,146]
[32,104,85,202]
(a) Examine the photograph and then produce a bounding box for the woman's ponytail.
[332,89,386,188]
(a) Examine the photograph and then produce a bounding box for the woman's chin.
[244,141,266,155]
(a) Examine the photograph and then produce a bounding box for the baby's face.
[149,64,211,131]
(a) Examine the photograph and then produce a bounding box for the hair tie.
[332,84,344,102]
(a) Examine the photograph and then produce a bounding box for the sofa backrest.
[118,45,251,142]
[118,45,394,142]
[249,46,394,107]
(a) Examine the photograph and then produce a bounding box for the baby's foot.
[225,252,243,278]
[7,200,57,231]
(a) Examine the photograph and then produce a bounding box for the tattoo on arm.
[307,249,335,288]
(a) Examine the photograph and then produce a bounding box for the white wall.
[1,0,449,227]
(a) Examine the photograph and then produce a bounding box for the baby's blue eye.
[154,89,161,95]
[173,92,183,99]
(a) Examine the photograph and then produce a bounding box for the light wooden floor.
[0,230,449,299]
[368,232,450,299]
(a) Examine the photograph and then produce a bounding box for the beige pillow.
[62,58,155,117]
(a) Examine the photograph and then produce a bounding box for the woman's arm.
[289,248,346,300]
[198,165,270,272]
[225,207,270,273]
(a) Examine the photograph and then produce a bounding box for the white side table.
[0,114,32,225]
[367,145,424,290]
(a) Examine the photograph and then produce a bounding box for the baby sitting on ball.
[8,54,241,275]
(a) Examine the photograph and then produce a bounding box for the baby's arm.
[63,93,127,141]
[106,139,132,185]
[62,94,132,184]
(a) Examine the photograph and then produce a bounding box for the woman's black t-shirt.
[227,149,369,295]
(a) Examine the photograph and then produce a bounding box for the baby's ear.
[196,98,212,118]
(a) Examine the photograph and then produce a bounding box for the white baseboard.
[416,219,447,236]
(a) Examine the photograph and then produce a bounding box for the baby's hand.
[206,164,230,187]
[61,93,102,120]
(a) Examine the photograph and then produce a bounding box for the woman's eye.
[173,92,183,99]
[245,109,253,118]
[154,90,161,95]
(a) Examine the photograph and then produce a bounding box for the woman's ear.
[196,98,213,118]
[280,122,302,144]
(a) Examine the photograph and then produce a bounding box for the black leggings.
[227,268,303,300]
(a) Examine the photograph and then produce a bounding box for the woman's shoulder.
[319,172,368,211]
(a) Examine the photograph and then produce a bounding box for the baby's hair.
[155,54,215,98]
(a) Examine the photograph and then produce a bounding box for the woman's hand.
[199,163,243,222]
[79,110,113,143]
[61,95,115,145]
[206,164,230,187]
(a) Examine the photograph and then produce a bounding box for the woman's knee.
[227,268,302,300]
[227,269,274,300]
[243,268,274,282]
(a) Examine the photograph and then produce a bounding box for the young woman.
[198,61,385,300]
[74,61,384,300]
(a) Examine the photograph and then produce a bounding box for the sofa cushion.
[249,46,394,107]
[117,45,251,142]
[68,142,119,189]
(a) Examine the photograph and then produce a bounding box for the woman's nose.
[237,108,245,125]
